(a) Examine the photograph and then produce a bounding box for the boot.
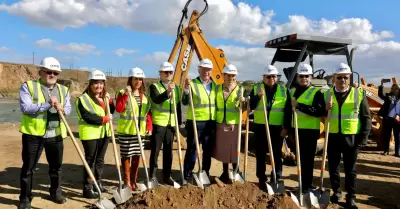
[130,156,141,191]
[122,158,131,189]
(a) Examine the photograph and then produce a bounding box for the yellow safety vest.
[19,79,68,138]
[116,90,150,136]
[150,82,181,127]
[253,83,287,125]
[215,84,243,125]
[290,87,321,130]
[187,78,216,121]
[76,93,111,140]
[324,87,363,134]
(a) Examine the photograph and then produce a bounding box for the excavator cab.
[265,33,358,91]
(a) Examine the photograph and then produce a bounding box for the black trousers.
[81,137,110,189]
[19,134,64,203]
[297,129,319,191]
[328,134,359,199]
[254,124,283,182]
[383,119,400,153]
[149,124,175,179]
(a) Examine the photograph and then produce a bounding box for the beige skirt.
[213,123,239,163]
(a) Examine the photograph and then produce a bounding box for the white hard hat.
[263,65,279,75]
[223,64,238,75]
[159,62,174,72]
[129,67,145,78]
[198,58,213,69]
[39,57,61,72]
[335,63,352,74]
[88,70,106,81]
[297,63,313,75]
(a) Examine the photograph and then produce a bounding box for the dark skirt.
[213,123,239,163]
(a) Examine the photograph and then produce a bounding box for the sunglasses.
[299,75,310,78]
[163,71,173,75]
[45,71,59,76]
[264,75,277,79]
[336,76,350,80]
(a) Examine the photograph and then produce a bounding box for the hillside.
[0,62,158,98]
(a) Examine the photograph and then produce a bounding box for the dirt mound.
[117,183,301,209]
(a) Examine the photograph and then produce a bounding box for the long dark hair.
[127,77,146,95]
[83,80,107,98]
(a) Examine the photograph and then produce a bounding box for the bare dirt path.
[0,123,399,209]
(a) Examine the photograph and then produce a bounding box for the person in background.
[378,81,400,155]
[213,64,244,183]
[249,65,291,191]
[388,88,400,157]
[18,57,71,209]
[75,70,115,198]
[115,67,152,191]
[325,63,371,209]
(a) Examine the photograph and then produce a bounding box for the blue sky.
[0,0,399,82]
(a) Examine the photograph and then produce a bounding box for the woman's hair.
[83,80,107,98]
[127,77,146,94]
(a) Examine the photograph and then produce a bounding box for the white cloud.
[140,51,170,64]
[35,38,100,55]
[0,46,10,52]
[0,0,393,45]
[19,33,27,39]
[113,48,139,57]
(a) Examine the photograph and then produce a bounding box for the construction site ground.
[0,123,399,209]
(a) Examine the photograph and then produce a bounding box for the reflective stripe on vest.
[324,87,362,134]
[253,83,287,125]
[19,79,68,138]
[215,84,242,124]
[290,87,321,130]
[116,90,149,136]
[76,93,111,140]
[150,82,180,127]
[187,78,216,121]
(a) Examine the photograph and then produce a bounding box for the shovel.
[188,87,210,189]
[229,97,245,184]
[171,89,186,188]
[58,111,116,209]
[243,96,250,182]
[261,95,285,194]
[105,97,132,204]
[128,93,158,191]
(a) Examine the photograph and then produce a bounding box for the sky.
[0,0,399,85]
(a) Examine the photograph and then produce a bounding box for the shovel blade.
[319,189,331,207]
[111,186,132,205]
[137,182,148,192]
[303,191,319,208]
[198,171,211,186]
[266,183,275,195]
[172,180,181,189]
[192,174,203,189]
[288,192,300,207]
[94,197,116,209]
[229,169,245,184]
[147,179,159,189]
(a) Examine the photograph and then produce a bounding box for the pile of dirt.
[117,183,301,209]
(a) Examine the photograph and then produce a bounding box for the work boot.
[220,163,230,183]
[83,188,98,199]
[130,156,141,191]
[97,180,108,193]
[330,192,342,204]
[163,177,176,186]
[122,157,132,189]
[346,198,358,209]
[18,201,31,209]
[49,192,67,204]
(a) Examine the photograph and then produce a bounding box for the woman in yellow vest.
[115,67,152,191]
[76,70,115,199]
[213,64,243,182]
[290,63,325,193]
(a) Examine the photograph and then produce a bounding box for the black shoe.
[97,181,108,193]
[49,193,67,204]
[330,192,342,204]
[346,198,358,209]
[219,172,230,183]
[83,189,99,199]
[18,201,31,209]
[258,179,267,192]
[163,177,176,186]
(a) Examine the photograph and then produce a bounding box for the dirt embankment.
[0,62,158,99]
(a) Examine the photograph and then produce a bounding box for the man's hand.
[326,100,333,111]
[49,96,58,107]
[184,77,191,89]
[124,86,132,95]
[280,128,288,138]
[291,98,298,108]
[258,88,264,99]
[167,82,175,94]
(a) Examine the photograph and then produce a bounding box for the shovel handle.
[292,105,303,206]
[171,89,185,182]
[243,96,250,181]
[261,95,277,184]
[320,110,331,189]
[58,111,103,197]
[105,97,121,168]
[234,96,243,174]
[188,87,203,172]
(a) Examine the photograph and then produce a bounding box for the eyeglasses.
[299,75,310,78]
[45,71,59,76]
[264,75,277,79]
[336,76,349,80]
[163,71,173,75]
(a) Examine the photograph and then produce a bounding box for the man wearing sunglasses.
[18,57,71,209]
[324,63,371,209]
[149,61,182,185]
[290,63,326,193]
[249,65,292,191]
